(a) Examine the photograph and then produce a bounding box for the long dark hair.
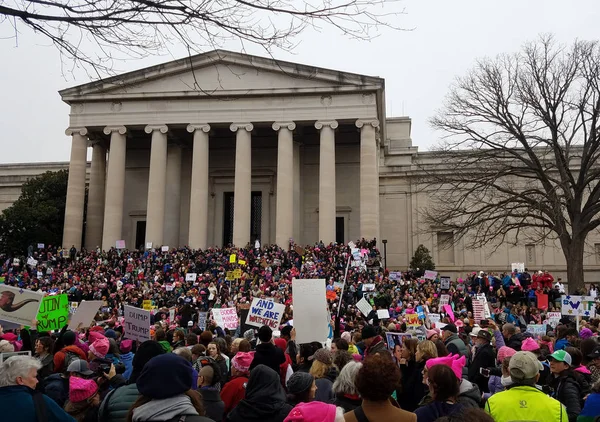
[126,390,204,422]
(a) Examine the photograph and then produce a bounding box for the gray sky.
[1,0,599,163]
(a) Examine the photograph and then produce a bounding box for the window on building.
[526,244,536,266]
[437,232,455,264]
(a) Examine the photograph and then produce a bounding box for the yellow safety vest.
[485,385,568,422]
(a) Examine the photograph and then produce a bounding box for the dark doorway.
[336,216,344,244]
[251,191,262,243]
[223,191,262,246]
[223,192,235,246]
[135,221,146,250]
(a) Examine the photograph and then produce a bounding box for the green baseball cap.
[549,350,572,366]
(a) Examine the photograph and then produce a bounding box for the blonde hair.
[417,340,438,361]
[309,360,330,379]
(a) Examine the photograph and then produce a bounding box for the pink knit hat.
[497,346,517,362]
[88,331,105,344]
[284,402,337,422]
[232,352,254,374]
[426,329,439,340]
[89,337,109,358]
[426,354,466,380]
[69,376,98,403]
[521,338,540,352]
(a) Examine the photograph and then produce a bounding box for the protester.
[332,361,362,412]
[286,372,316,407]
[198,363,225,421]
[467,329,496,393]
[415,364,464,422]
[221,351,253,417]
[43,359,95,408]
[309,348,336,403]
[360,325,386,357]
[548,350,583,421]
[284,401,345,422]
[64,377,100,422]
[397,338,427,412]
[35,336,56,381]
[441,325,468,358]
[249,326,286,376]
[54,331,87,374]
[578,378,600,422]
[119,340,134,380]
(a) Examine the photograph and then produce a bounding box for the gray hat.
[286,372,314,395]
[509,351,543,381]
[66,359,94,376]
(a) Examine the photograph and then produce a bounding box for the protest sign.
[385,332,411,352]
[124,305,151,342]
[116,240,126,249]
[424,270,438,280]
[238,259,246,266]
[36,294,68,331]
[0,285,44,325]
[229,254,236,263]
[233,269,242,279]
[165,284,174,292]
[416,306,426,320]
[356,297,372,316]
[476,294,492,319]
[0,351,31,363]
[406,314,419,325]
[142,300,153,310]
[169,308,175,322]
[362,283,376,292]
[145,242,153,249]
[511,263,525,273]
[377,309,390,319]
[527,324,546,338]
[443,304,455,322]
[37,243,44,249]
[161,246,169,252]
[292,278,329,344]
[389,271,402,281]
[473,298,486,323]
[333,282,344,290]
[348,241,356,249]
[212,308,238,330]
[245,298,285,329]
[294,245,305,255]
[185,273,197,282]
[536,291,548,310]
[547,312,561,328]
[440,276,451,290]
[429,313,441,325]
[439,294,450,306]
[67,300,102,330]
[198,312,208,331]
[561,295,596,317]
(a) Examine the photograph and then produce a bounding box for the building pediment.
[60,50,384,103]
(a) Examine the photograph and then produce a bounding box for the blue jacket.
[0,385,75,422]
[555,338,571,351]
[120,352,134,380]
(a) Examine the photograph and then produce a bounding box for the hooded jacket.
[550,370,582,422]
[120,352,134,380]
[53,345,87,373]
[249,342,286,375]
[505,333,524,351]
[398,360,427,412]
[226,364,292,422]
[198,387,224,422]
[468,343,496,393]
[131,394,212,422]
[457,379,481,408]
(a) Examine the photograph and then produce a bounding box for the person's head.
[287,372,317,403]
[297,343,317,366]
[474,330,492,347]
[502,323,516,339]
[416,340,438,363]
[361,325,377,347]
[231,338,243,355]
[309,349,333,379]
[173,330,185,342]
[435,408,495,422]
[66,359,94,378]
[119,339,133,354]
[497,346,516,364]
[191,344,206,361]
[426,329,439,342]
[213,337,229,356]
[398,338,418,361]
[0,356,41,389]
[501,356,511,377]
[198,364,215,387]
[587,347,600,366]
[548,350,572,374]
[333,350,353,371]
[281,325,293,341]
[565,347,583,368]
[331,338,349,353]
[258,325,273,343]
[434,339,449,357]
[63,330,76,346]
[69,376,100,407]
[231,351,253,377]
[427,364,460,402]
[509,351,543,386]
[35,336,54,356]
[199,330,213,346]
[580,338,597,363]
[129,340,165,382]
[441,324,457,341]
[173,347,193,362]
[154,328,166,342]
[185,333,198,346]
[207,341,220,358]
[355,353,400,402]
[332,361,362,396]
[88,337,109,360]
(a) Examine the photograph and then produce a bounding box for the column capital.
[186,124,211,133]
[65,127,88,136]
[356,119,380,129]
[144,124,168,134]
[103,126,127,136]
[315,120,338,130]
[230,123,254,132]
[272,122,296,131]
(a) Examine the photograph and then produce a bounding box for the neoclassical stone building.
[3,50,600,281]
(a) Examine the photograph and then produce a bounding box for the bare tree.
[420,36,600,292]
[0,0,404,77]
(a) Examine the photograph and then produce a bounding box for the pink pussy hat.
[521,337,540,352]
[284,402,338,422]
[426,354,466,380]
[497,346,517,362]
[69,376,98,403]
[89,337,109,359]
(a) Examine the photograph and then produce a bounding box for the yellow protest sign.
[226,271,235,280]
[143,300,153,310]
[229,254,236,263]
[233,269,242,279]
[238,259,246,266]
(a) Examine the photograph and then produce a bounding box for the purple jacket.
[483,375,505,400]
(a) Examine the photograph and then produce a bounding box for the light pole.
[382,239,388,270]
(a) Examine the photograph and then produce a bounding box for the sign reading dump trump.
[124,305,151,342]
[245,298,285,329]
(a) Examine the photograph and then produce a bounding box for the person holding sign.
[249,326,285,376]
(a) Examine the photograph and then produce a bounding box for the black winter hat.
[361,325,377,339]
[258,325,273,343]
[137,353,193,399]
[286,372,314,395]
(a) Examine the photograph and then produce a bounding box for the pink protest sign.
[443,305,455,322]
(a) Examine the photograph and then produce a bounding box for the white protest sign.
[124,305,151,342]
[377,309,390,319]
[198,312,208,331]
[37,243,45,249]
[161,246,169,252]
[526,324,546,338]
[67,300,103,330]
[439,294,450,306]
[115,240,126,249]
[292,278,329,344]
[429,313,441,325]
[511,263,525,273]
[348,241,356,249]
[0,285,44,325]
[424,270,438,280]
[473,298,486,323]
[145,242,153,250]
[212,307,238,330]
[476,294,492,319]
[362,283,376,292]
[547,312,561,328]
[356,297,372,316]
[389,271,402,281]
[245,298,285,329]
[185,273,197,282]
[561,295,596,317]
[440,276,451,290]
[169,308,175,322]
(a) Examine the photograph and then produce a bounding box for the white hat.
[469,326,481,337]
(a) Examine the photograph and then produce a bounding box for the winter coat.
[486,385,567,422]
[43,373,69,407]
[578,392,600,422]
[505,333,524,351]
[249,343,286,376]
[398,360,427,412]
[415,401,465,422]
[53,345,87,373]
[343,400,416,422]
[444,334,468,358]
[365,338,388,357]
[220,376,248,417]
[226,365,292,422]
[483,375,505,400]
[468,343,497,393]
[0,385,76,422]
[98,383,140,422]
[198,387,224,422]
[457,379,482,408]
[333,393,362,412]
[551,371,583,422]
[120,352,134,380]
[555,338,572,351]
[37,353,55,383]
[314,377,334,403]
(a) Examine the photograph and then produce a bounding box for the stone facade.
[2,50,600,282]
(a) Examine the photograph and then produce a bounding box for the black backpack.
[62,351,80,371]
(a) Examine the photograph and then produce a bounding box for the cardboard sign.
[229,254,236,263]
[238,259,246,266]
[476,294,491,319]
[389,271,402,281]
[362,283,376,292]
[526,324,546,339]
[37,243,44,249]
[547,312,561,328]
[511,263,525,273]
[212,307,238,330]
[424,270,438,280]
[443,304,455,322]
[377,309,390,319]
[440,276,451,290]
[245,298,285,329]
[161,246,169,252]
[36,294,69,331]
[439,294,450,306]
[406,313,419,325]
[0,285,44,325]
[169,308,175,322]
[386,332,411,352]
[116,240,126,249]
[292,278,329,344]
[124,305,151,342]
[142,300,153,310]
[145,242,153,249]
[67,300,102,330]
[185,273,197,282]
[561,295,596,317]
[356,297,372,316]
[198,312,208,331]
[429,313,441,325]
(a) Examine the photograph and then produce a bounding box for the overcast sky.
[1,0,599,163]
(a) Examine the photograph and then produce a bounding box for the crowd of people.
[0,240,599,421]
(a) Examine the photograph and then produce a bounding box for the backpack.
[63,351,80,371]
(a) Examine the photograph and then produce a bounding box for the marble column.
[315,120,338,244]
[187,124,211,250]
[357,119,380,241]
[101,126,127,250]
[273,122,295,248]
[62,127,88,249]
[164,144,182,248]
[84,143,106,250]
[293,141,301,243]
[144,125,169,247]
[230,123,253,247]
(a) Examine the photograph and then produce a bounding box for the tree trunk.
[564,237,586,294]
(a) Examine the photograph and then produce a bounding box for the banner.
[292,278,329,344]
[185,273,197,282]
[36,294,68,331]
[561,295,596,317]
[406,313,419,325]
[511,263,525,273]
[124,305,151,342]
[356,297,372,316]
[385,332,411,352]
[440,276,451,290]
[424,270,438,280]
[198,312,208,331]
[0,285,44,325]
[547,312,561,328]
[115,240,126,249]
[245,298,285,329]
[67,300,102,330]
[212,307,238,330]
[526,324,546,338]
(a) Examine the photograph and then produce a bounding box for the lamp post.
[382,239,388,270]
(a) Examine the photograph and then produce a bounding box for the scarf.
[366,335,383,355]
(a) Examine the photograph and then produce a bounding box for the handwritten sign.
[67,300,102,330]
[561,295,596,317]
[406,313,419,325]
[116,240,126,249]
[124,305,151,342]
[547,312,561,328]
[0,285,44,325]
[161,246,169,252]
[377,309,390,319]
[245,298,285,329]
[362,283,376,292]
[212,307,238,330]
[143,300,153,310]
[292,278,329,344]
[439,294,450,306]
[473,298,486,323]
[511,263,525,273]
[37,243,44,249]
[229,254,236,263]
[440,276,451,290]
[238,259,246,266]
[356,297,372,316]
[185,273,197,282]
[424,270,438,280]
[527,324,546,339]
[429,313,441,325]
[389,271,402,281]
[145,242,153,249]
[198,312,208,331]
[36,294,69,331]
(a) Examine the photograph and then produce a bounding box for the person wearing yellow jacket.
[485,351,568,422]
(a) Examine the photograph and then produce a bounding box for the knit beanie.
[580,328,593,340]
[497,346,517,362]
[120,339,133,354]
[89,337,109,359]
[232,351,254,374]
[69,377,98,403]
[341,332,351,343]
[521,338,541,352]
[287,372,314,395]
[104,329,117,339]
[88,331,105,345]
[426,354,466,380]
[274,338,287,352]
[284,402,337,422]
[63,330,76,346]
[137,353,193,399]
[311,348,333,365]
[130,340,165,382]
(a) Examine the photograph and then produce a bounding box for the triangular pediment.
[60,50,383,102]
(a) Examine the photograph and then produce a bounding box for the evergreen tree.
[410,244,435,271]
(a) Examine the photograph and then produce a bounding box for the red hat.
[1,333,18,343]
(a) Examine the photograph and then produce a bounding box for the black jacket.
[227,365,292,422]
[333,393,362,412]
[550,371,582,422]
[397,360,428,412]
[249,342,286,375]
[505,333,524,351]
[467,343,496,393]
[199,387,225,422]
